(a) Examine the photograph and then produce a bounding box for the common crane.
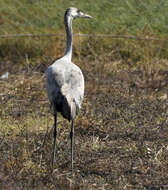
[45,7,92,171]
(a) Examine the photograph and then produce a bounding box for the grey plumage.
[46,59,84,121]
[45,7,92,171]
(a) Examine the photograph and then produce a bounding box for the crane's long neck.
[64,15,73,61]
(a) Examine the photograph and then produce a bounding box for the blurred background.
[0,0,168,189]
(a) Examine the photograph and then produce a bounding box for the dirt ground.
[0,55,168,190]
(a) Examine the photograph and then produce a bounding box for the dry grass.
[1,38,168,190]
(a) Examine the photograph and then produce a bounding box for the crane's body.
[46,57,84,121]
[45,7,92,171]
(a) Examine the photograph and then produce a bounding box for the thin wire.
[0,33,167,41]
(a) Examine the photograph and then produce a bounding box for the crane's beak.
[79,12,93,19]
[83,13,93,19]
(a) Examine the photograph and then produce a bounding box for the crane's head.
[65,7,92,20]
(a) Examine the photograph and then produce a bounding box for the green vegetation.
[0,0,168,34]
[0,0,168,189]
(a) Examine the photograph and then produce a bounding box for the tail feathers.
[51,84,80,121]
[61,84,78,121]
[52,94,79,122]
[61,94,78,121]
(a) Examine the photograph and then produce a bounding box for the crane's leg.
[52,112,57,170]
[70,119,74,172]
